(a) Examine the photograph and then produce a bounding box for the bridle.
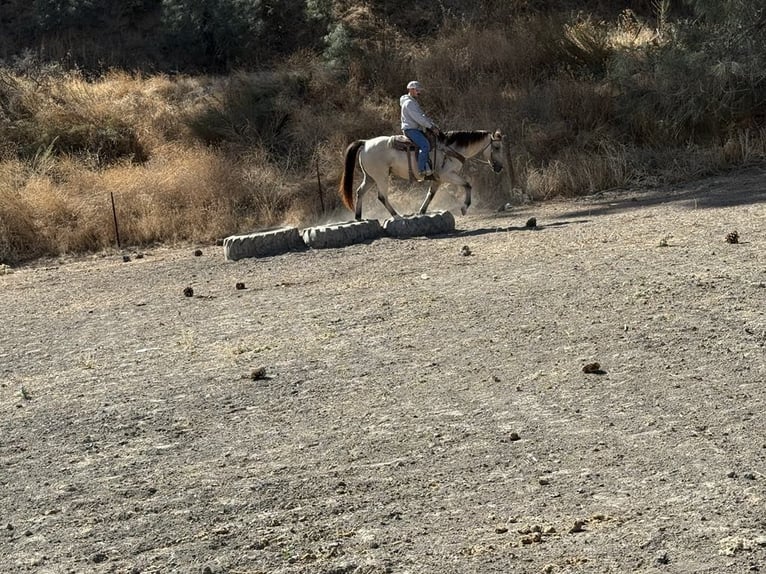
[466,132,504,171]
[440,131,502,167]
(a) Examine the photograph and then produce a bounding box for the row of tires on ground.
[223,211,455,261]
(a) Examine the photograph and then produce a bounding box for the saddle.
[392,132,438,182]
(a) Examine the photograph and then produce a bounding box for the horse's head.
[486,130,505,174]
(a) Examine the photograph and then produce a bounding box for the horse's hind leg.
[378,191,401,219]
[354,175,374,221]
[374,175,401,219]
[418,181,442,214]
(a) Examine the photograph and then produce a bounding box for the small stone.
[194,249,203,256]
[509,432,521,441]
[569,519,587,533]
[250,367,267,380]
[92,553,108,563]
[520,532,542,544]
[725,230,739,244]
[525,217,537,228]
[122,255,131,262]
[235,282,246,290]
[495,526,509,534]
[656,551,670,565]
[582,362,603,374]
[460,245,472,256]
[183,286,194,297]
[538,477,550,486]
[719,537,745,556]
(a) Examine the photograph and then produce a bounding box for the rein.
[442,147,466,164]
[468,139,495,167]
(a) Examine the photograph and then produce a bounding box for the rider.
[400,80,442,179]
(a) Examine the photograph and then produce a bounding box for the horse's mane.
[442,130,490,147]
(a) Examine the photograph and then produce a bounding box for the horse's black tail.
[339,140,364,211]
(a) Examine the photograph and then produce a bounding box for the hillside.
[2,1,766,263]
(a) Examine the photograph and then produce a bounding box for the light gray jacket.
[400,94,435,131]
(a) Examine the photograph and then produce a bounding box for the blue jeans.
[404,129,431,172]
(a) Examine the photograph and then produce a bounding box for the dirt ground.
[1,166,765,574]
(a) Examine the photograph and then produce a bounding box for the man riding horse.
[400,80,443,181]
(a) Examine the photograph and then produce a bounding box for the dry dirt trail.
[1,167,765,574]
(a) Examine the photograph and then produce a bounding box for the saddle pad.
[391,135,418,151]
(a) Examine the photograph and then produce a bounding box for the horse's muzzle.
[492,162,503,173]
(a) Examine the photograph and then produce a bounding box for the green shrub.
[186,71,311,163]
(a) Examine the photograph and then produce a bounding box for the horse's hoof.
[460,206,468,216]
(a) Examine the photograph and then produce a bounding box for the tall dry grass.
[0,143,313,263]
[2,7,766,264]
[0,71,336,264]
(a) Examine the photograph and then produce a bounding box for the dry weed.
[2,7,766,263]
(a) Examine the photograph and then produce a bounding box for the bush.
[0,162,46,264]
[186,71,309,163]
[608,20,766,145]
[3,3,766,261]
[1,70,148,165]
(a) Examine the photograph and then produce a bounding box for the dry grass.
[2,9,766,264]
[0,72,306,263]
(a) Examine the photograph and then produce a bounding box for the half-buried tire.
[301,219,383,249]
[383,211,455,238]
[223,227,306,261]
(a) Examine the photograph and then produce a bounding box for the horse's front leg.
[417,181,441,215]
[460,182,472,215]
[436,165,472,216]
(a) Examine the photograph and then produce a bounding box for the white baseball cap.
[407,80,423,91]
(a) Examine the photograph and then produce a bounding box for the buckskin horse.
[339,129,510,221]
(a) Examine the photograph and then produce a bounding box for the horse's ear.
[493,129,503,140]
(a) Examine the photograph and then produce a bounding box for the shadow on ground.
[550,164,766,220]
[452,219,588,239]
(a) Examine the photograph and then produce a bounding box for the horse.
[339,129,510,221]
